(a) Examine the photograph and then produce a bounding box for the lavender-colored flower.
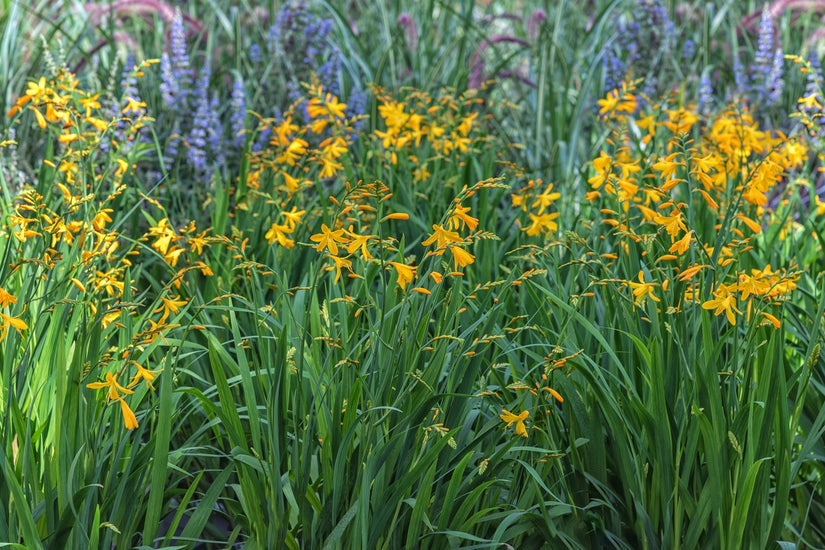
[263,2,352,113]
[230,75,247,148]
[159,53,176,107]
[159,10,190,109]
[316,54,341,97]
[346,90,368,136]
[753,7,773,80]
[767,49,784,105]
[164,120,182,171]
[682,40,694,60]
[207,93,224,172]
[252,125,271,154]
[603,47,624,92]
[733,57,748,97]
[602,0,675,100]
[170,9,190,83]
[266,23,281,57]
[642,0,675,50]
[618,20,642,65]
[746,7,783,106]
[120,55,140,106]
[641,76,657,105]
[249,43,262,64]
[187,65,211,174]
[698,74,713,115]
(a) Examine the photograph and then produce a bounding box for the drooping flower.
[152,294,188,323]
[387,261,416,290]
[118,398,139,430]
[0,311,27,341]
[448,202,479,232]
[127,362,162,389]
[449,245,475,270]
[0,287,17,308]
[326,255,353,284]
[500,409,529,438]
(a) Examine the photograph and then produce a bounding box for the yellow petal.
[118,398,139,430]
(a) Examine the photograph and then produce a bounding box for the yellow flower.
[127,362,162,389]
[760,311,781,329]
[278,138,309,166]
[669,231,693,255]
[737,271,771,300]
[0,312,27,341]
[0,287,17,308]
[702,284,741,326]
[311,224,349,256]
[449,245,475,270]
[448,203,479,231]
[148,218,177,255]
[121,96,146,114]
[265,222,295,248]
[307,91,347,119]
[387,261,416,290]
[500,409,529,438]
[164,246,186,266]
[118,398,139,430]
[651,152,683,181]
[626,270,660,305]
[93,208,114,231]
[597,85,637,117]
[153,294,188,322]
[345,228,376,261]
[281,207,306,231]
[799,94,822,111]
[86,371,134,401]
[653,209,687,240]
[101,309,121,329]
[529,183,561,215]
[421,224,462,250]
[188,231,209,255]
[525,212,560,236]
[326,255,353,284]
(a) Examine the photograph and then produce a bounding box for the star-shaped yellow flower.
[500,409,529,438]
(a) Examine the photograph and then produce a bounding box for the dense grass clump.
[1,0,825,548]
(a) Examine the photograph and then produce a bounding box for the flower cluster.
[511,179,561,238]
[371,85,489,182]
[5,65,216,430]
[586,83,806,327]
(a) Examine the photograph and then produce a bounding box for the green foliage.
[0,0,824,548]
